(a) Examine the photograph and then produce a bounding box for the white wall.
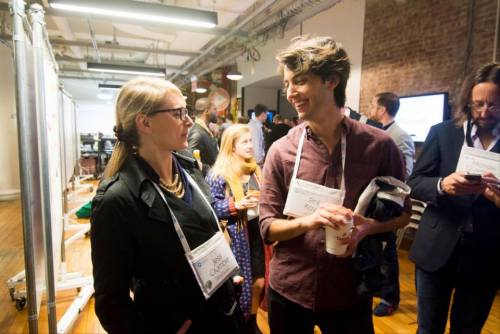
[0,44,20,191]
[76,102,116,135]
[243,86,278,115]
[237,0,366,111]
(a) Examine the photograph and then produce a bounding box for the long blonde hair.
[103,77,180,178]
[211,124,258,183]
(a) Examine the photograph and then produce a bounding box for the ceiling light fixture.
[226,70,243,81]
[49,0,218,28]
[98,83,122,89]
[87,62,166,77]
[195,87,207,94]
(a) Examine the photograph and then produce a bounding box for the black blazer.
[408,120,500,273]
[188,123,219,167]
[91,153,240,333]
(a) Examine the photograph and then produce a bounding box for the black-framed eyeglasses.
[149,107,190,120]
[468,101,500,114]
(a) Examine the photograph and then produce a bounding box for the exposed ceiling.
[0,0,341,102]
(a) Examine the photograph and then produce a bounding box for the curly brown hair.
[276,35,351,107]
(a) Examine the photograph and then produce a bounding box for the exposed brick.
[360,0,497,115]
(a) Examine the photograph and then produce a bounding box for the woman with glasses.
[408,63,500,334]
[205,125,266,333]
[91,77,246,334]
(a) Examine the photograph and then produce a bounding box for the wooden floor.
[0,190,499,333]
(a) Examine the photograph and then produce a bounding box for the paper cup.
[325,217,353,255]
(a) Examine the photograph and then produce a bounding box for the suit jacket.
[265,123,290,152]
[188,122,219,167]
[91,153,239,333]
[386,121,415,178]
[347,108,383,128]
[407,120,500,273]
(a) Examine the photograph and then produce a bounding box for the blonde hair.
[211,124,256,182]
[103,77,180,178]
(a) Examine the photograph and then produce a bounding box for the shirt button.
[320,239,325,244]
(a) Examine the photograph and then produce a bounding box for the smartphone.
[464,173,482,182]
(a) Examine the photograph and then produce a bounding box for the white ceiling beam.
[51,15,86,69]
[55,55,181,70]
[50,38,199,57]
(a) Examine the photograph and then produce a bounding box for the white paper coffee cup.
[325,217,354,255]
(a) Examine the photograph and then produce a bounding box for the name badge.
[456,146,500,178]
[283,178,345,218]
[188,231,239,299]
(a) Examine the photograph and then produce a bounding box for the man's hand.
[301,204,353,231]
[235,195,258,210]
[267,204,353,242]
[482,173,500,208]
[337,214,374,258]
[441,172,486,195]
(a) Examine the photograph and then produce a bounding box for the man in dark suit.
[344,106,382,128]
[265,114,290,152]
[408,63,500,334]
[188,98,219,175]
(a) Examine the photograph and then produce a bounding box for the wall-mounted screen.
[247,109,276,123]
[395,92,450,142]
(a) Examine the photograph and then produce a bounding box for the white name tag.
[188,231,239,299]
[283,178,345,218]
[456,146,500,178]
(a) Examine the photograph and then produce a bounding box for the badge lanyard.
[151,170,239,299]
[292,128,347,191]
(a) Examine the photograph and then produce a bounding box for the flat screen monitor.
[395,92,450,142]
[247,109,276,123]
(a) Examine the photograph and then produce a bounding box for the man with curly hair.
[259,36,409,333]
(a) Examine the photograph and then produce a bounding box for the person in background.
[260,35,409,334]
[238,116,250,124]
[188,98,219,175]
[368,92,415,317]
[218,115,232,139]
[205,124,265,333]
[283,118,295,128]
[408,63,500,334]
[369,93,415,178]
[344,106,382,129]
[248,104,268,166]
[265,114,291,152]
[91,77,246,334]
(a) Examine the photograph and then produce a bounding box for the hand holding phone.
[464,173,482,183]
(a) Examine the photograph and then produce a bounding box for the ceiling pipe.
[51,15,86,69]
[55,55,181,70]
[0,34,200,57]
[190,0,341,81]
[0,3,247,37]
[49,38,199,57]
[168,0,277,81]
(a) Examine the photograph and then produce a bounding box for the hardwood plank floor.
[1,193,498,333]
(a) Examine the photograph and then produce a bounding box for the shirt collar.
[468,123,500,151]
[304,115,351,141]
[383,121,395,130]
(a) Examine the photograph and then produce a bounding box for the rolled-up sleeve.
[259,144,288,243]
[205,174,237,220]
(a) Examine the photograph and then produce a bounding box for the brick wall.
[359,0,498,115]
